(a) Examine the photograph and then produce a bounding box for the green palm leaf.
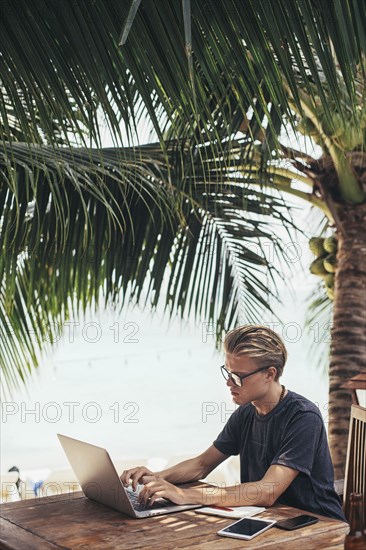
[0,141,299,395]
[2,1,364,153]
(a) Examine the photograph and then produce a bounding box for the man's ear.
[267,366,277,380]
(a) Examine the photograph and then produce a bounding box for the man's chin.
[230,393,248,406]
[230,393,241,403]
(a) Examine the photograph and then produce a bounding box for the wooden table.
[0,491,349,550]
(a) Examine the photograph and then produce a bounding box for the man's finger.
[131,474,143,491]
[121,467,140,486]
[121,466,149,486]
[141,475,156,484]
[121,469,133,486]
[150,490,164,506]
[139,487,151,505]
[139,483,162,504]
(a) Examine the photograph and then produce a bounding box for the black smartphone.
[275,514,319,530]
[217,517,276,540]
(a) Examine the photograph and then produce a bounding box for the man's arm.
[159,445,229,483]
[121,445,228,490]
[139,464,299,507]
[188,464,299,507]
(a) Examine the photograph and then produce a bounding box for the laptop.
[57,434,201,518]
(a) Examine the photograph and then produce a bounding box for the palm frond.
[2,1,364,154]
[0,0,143,147]
[0,140,300,395]
[121,0,365,140]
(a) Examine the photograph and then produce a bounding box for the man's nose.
[226,376,235,387]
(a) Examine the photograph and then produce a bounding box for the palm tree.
[1,0,365,478]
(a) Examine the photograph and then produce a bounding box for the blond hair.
[224,325,287,381]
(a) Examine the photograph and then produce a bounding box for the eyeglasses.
[220,364,269,387]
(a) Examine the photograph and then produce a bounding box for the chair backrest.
[343,404,366,524]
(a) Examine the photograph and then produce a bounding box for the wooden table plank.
[0,517,65,550]
[0,492,349,550]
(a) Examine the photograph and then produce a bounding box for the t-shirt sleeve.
[271,411,324,475]
[213,408,241,456]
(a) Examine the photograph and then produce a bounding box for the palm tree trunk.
[328,201,366,480]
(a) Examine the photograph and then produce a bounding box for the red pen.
[211,505,234,511]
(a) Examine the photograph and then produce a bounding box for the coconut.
[323,254,337,273]
[323,236,337,254]
[323,273,335,289]
[309,237,325,256]
[330,113,345,138]
[310,258,327,276]
[319,111,333,136]
[298,117,318,136]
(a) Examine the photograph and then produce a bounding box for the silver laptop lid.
[57,434,201,518]
[57,433,137,516]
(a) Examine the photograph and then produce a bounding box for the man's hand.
[120,466,155,491]
[138,476,187,506]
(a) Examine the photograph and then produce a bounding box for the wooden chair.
[343,404,366,524]
[340,373,366,405]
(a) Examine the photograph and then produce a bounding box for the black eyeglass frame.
[220,364,269,387]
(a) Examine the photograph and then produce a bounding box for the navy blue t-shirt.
[213,390,345,521]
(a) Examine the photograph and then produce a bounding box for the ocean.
[1,283,330,473]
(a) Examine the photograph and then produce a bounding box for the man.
[121,325,345,521]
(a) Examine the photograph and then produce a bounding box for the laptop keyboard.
[127,488,172,512]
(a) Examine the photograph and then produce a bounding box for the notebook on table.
[57,434,200,518]
[195,505,266,519]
